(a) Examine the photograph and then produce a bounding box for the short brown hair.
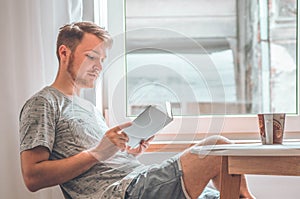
[56,21,112,62]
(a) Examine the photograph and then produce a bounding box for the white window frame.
[100,0,300,142]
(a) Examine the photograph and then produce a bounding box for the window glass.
[125,0,298,116]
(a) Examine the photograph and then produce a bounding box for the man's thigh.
[125,157,189,199]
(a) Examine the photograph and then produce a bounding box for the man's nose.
[95,60,103,71]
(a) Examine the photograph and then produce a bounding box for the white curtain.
[0,0,84,198]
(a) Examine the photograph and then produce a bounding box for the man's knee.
[197,135,232,146]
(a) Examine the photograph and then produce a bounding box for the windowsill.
[146,132,300,152]
[146,140,260,152]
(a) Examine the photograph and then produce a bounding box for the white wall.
[0,0,82,198]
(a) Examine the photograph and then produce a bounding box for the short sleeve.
[19,96,57,153]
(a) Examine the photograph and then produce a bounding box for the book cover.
[124,102,173,147]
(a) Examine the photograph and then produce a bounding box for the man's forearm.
[21,150,98,192]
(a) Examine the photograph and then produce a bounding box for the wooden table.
[191,143,300,199]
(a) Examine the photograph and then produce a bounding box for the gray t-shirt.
[19,86,144,198]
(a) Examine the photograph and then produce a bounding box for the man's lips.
[88,70,100,78]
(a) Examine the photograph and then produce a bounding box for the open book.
[124,102,173,147]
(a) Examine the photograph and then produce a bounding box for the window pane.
[125,0,298,116]
[269,0,297,113]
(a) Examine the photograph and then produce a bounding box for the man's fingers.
[118,132,129,142]
[105,130,129,150]
[113,122,132,131]
[116,140,127,151]
[140,136,155,145]
[118,121,132,129]
[104,122,133,151]
[110,122,132,132]
[145,135,155,142]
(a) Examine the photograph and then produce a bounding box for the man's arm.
[20,146,97,192]
[20,122,131,192]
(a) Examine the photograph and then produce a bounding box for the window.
[101,0,299,141]
[125,0,297,115]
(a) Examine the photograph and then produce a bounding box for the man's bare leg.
[179,135,255,199]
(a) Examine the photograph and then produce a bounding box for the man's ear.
[58,45,71,63]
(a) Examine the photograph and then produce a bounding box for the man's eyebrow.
[91,50,100,55]
[84,49,100,55]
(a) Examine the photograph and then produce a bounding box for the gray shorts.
[125,157,189,199]
[125,157,220,199]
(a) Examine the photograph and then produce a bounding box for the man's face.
[67,33,107,89]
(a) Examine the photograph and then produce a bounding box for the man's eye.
[86,54,95,60]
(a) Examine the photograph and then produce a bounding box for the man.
[19,21,255,199]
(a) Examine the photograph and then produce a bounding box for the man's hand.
[126,136,155,157]
[86,122,132,161]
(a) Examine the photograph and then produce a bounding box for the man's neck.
[51,74,81,96]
